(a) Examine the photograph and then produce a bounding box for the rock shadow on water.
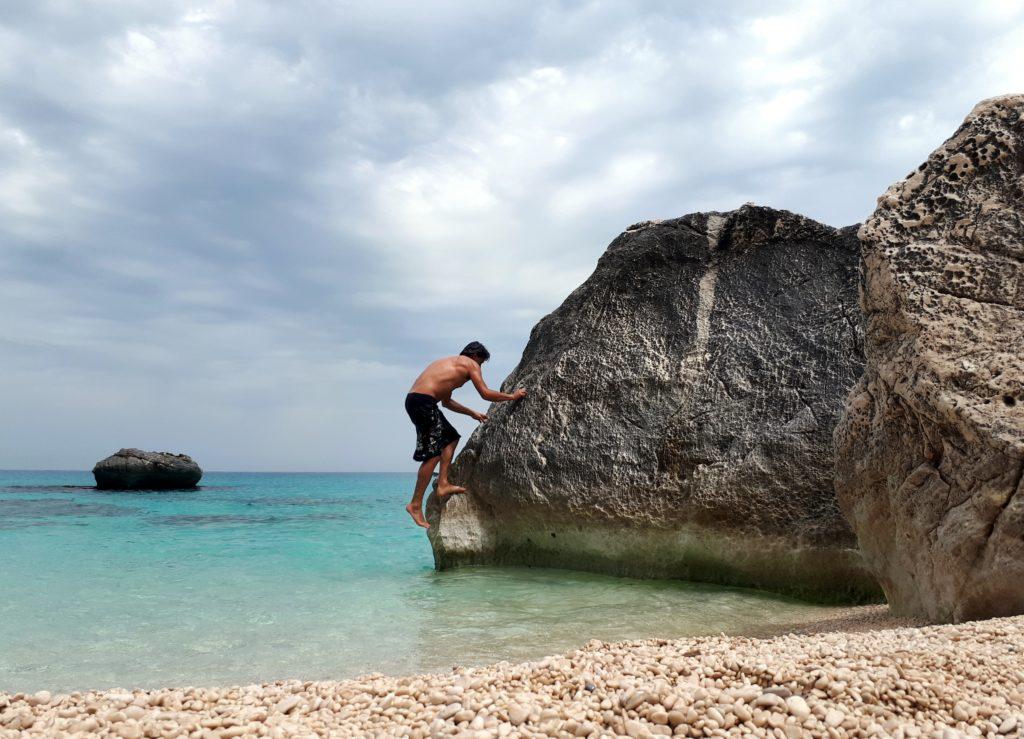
[241,496,351,508]
[0,498,133,529]
[94,486,205,494]
[149,512,353,527]
[2,485,98,494]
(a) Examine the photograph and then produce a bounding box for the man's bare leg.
[437,440,466,498]
[406,456,439,528]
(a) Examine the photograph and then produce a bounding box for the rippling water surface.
[0,470,832,692]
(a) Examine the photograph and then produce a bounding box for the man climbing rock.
[403,341,526,528]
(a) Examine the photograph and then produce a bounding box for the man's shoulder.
[450,355,477,374]
[430,355,467,370]
[429,355,462,366]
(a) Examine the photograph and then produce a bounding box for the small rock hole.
[550,532,556,538]
[1004,395,1017,407]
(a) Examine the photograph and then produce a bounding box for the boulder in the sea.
[427,204,881,601]
[834,95,1024,622]
[93,448,203,490]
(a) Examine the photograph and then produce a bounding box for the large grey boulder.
[427,204,880,601]
[93,448,203,490]
[835,95,1024,622]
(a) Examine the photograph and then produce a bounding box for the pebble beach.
[3,608,1023,738]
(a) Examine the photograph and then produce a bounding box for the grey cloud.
[1,0,1022,470]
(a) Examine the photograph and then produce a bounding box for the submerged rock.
[93,448,203,490]
[835,95,1024,622]
[428,204,880,601]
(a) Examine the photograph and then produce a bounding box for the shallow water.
[0,470,832,693]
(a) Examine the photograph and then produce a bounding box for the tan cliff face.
[834,95,1024,622]
[427,204,881,602]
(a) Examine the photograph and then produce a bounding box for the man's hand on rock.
[512,388,527,401]
[473,411,488,423]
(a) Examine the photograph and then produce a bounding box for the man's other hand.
[512,388,527,401]
[473,411,488,423]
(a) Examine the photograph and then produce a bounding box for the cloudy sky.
[1,1,1022,472]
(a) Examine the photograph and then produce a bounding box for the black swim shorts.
[405,392,461,461]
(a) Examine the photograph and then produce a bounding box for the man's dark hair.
[460,341,490,362]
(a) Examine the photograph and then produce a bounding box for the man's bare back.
[403,342,527,529]
[409,355,476,400]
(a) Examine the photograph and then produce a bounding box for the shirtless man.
[404,341,527,528]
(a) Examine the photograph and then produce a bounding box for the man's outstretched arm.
[441,396,487,422]
[468,362,526,403]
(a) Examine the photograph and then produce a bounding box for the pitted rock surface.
[428,204,879,600]
[835,95,1024,622]
[93,448,203,490]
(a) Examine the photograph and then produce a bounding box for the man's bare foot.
[437,482,466,498]
[405,503,429,529]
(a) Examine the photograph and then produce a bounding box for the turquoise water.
[0,470,831,693]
